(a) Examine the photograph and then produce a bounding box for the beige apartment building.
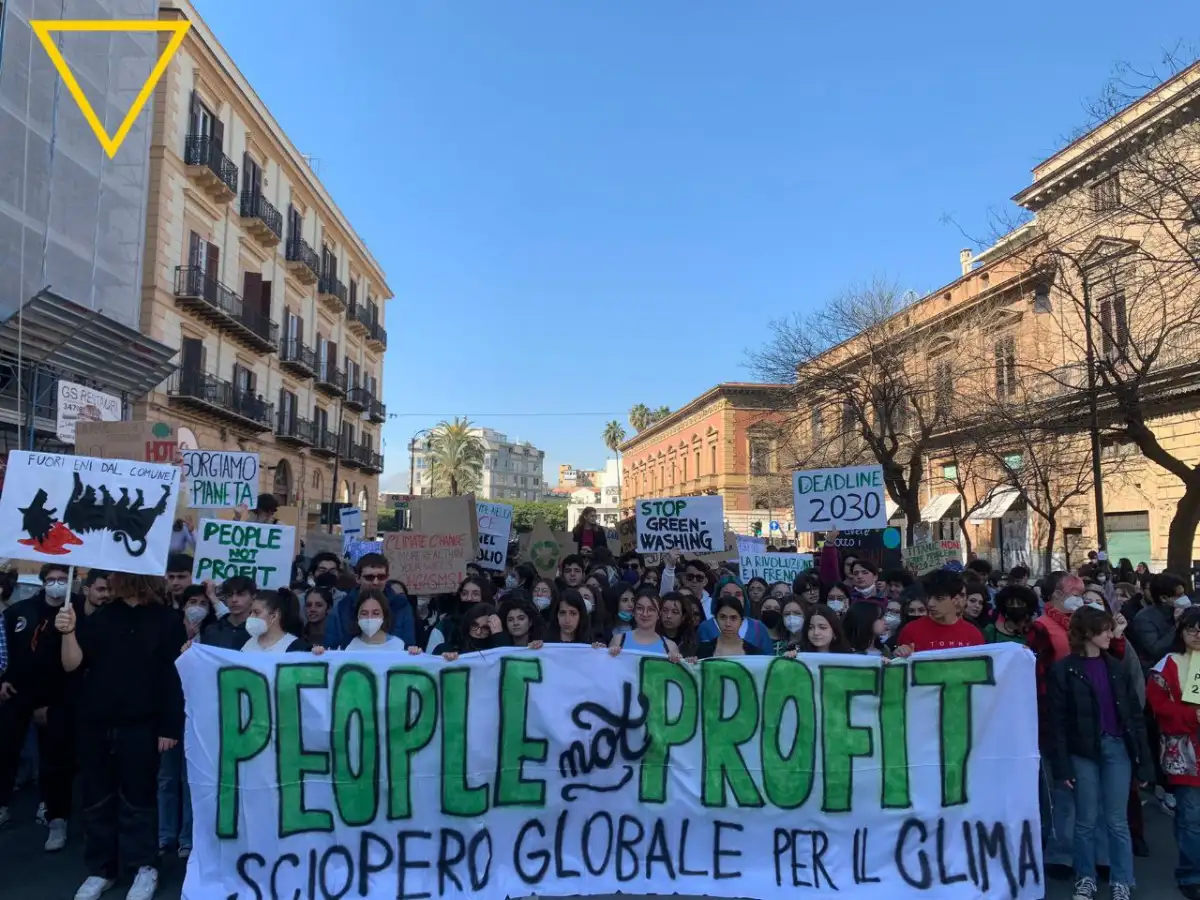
[138,1,390,534]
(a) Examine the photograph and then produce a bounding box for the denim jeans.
[156,742,192,850]
[1044,763,1111,869]
[1072,735,1135,887]
[1177,785,1200,886]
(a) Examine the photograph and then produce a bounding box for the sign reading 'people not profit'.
[178,643,1043,900]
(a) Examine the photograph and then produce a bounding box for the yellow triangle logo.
[30,20,191,159]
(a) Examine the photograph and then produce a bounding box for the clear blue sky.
[196,0,1194,490]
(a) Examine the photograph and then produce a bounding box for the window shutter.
[205,242,220,281]
[260,279,272,320]
[189,90,199,131]
[188,231,201,267]
[211,116,224,155]
[242,271,262,314]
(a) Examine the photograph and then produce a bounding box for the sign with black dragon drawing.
[0,451,180,575]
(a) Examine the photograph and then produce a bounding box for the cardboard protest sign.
[635,496,724,554]
[382,495,477,594]
[616,516,638,553]
[0,451,179,575]
[902,539,963,575]
[476,501,513,571]
[303,530,344,561]
[74,420,180,464]
[739,551,813,584]
[793,464,888,532]
[193,519,294,589]
[180,450,259,510]
[526,518,564,576]
[179,642,1044,900]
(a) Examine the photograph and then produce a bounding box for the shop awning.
[920,492,961,522]
[0,290,178,397]
[967,487,1021,523]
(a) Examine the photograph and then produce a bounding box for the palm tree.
[428,417,484,496]
[649,405,672,425]
[603,420,627,495]
[629,404,652,432]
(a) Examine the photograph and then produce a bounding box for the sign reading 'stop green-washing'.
[177,643,1043,900]
[635,495,724,554]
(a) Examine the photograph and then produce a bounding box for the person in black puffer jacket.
[1048,606,1153,900]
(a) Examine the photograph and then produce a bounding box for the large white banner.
[178,644,1043,900]
[0,450,179,574]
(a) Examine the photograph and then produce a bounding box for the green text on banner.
[793,464,888,532]
[180,450,259,510]
[177,643,1043,900]
[192,518,295,588]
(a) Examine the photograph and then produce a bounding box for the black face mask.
[760,610,782,630]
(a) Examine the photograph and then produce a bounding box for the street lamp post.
[1082,278,1108,555]
[409,427,434,524]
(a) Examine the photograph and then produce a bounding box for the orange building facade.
[619,383,791,532]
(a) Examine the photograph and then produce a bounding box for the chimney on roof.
[960,248,973,276]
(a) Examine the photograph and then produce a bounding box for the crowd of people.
[0,508,1198,900]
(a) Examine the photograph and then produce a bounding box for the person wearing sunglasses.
[660,551,713,614]
[322,553,414,650]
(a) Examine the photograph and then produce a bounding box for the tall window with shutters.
[1099,290,1130,361]
[180,337,206,395]
[243,154,262,199]
[287,205,303,246]
[188,232,219,301]
[279,389,296,430]
[934,359,953,419]
[994,335,1017,398]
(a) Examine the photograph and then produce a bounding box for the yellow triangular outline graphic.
[29,20,191,159]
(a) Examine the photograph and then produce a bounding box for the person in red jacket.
[1147,606,1200,900]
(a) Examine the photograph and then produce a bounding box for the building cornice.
[619,383,789,454]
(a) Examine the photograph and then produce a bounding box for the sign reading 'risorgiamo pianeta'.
[177,644,1042,900]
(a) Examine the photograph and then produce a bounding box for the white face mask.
[505,574,518,589]
[784,614,804,634]
[1175,596,1193,610]
[358,617,383,637]
[44,581,68,603]
[827,599,846,614]
[534,594,551,611]
[244,616,268,638]
[583,599,594,614]
[184,606,208,625]
[1085,601,1105,611]
[1063,595,1085,613]
[884,612,901,631]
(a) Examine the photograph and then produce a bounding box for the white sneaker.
[74,876,116,900]
[35,802,47,826]
[44,818,67,851]
[0,806,10,827]
[125,866,158,900]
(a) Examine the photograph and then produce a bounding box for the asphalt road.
[0,783,1182,899]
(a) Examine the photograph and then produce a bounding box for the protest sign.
[303,530,344,561]
[382,495,477,594]
[820,527,904,573]
[903,539,964,575]
[476,501,514,571]
[739,551,813,583]
[0,450,179,574]
[178,642,1043,900]
[736,533,767,558]
[340,506,363,537]
[345,539,383,566]
[793,464,888,531]
[74,420,180,464]
[193,519,294,589]
[525,517,563,576]
[635,496,724,554]
[180,450,259,510]
[56,380,121,444]
[616,515,638,553]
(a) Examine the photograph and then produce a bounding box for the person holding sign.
[56,572,187,900]
[695,596,762,659]
[608,590,682,660]
[1147,606,1200,900]
[1047,606,1152,900]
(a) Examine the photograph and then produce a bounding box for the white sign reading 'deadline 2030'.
[792,464,888,532]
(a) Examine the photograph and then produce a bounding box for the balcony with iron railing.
[344,383,369,412]
[345,295,369,336]
[284,237,320,284]
[174,267,279,353]
[367,396,386,423]
[355,444,383,473]
[238,191,283,246]
[318,273,347,313]
[314,361,346,397]
[278,338,316,378]
[368,320,387,350]
[339,433,361,468]
[311,428,339,457]
[275,412,315,446]
[167,369,274,432]
[183,134,238,201]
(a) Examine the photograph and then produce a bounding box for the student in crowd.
[199,576,255,649]
[532,577,558,620]
[883,569,915,602]
[758,594,788,654]
[881,597,903,647]
[609,592,681,659]
[745,577,769,610]
[559,555,588,591]
[798,604,852,654]
[658,591,697,658]
[325,553,414,651]
[617,552,645,585]
[1048,606,1152,900]
[303,586,332,647]
[638,565,661,592]
[605,582,636,636]
[344,590,408,651]
[766,581,791,601]
[661,554,713,614]
[843,601,888,656]
[307,552,342,582]
[57,573,186,900]
[1147,606,1200,900]
[498,593,543,648]
[0,562,83,845]
[984,585,1036,645]
[781,598,807,651]
[696,596,761,659]
[164,554,193,612]
[791,574,820,607]
[1131,573,1189,674]
[821,582,850,616]
[696,576,774,652]
[572,507,609,555]
[547,590,592,644]
[242,590,311,653]
[848,559,887,606]
[83,569,112,617]
[178,585,215,644]
[435,603,503,658]
[963,581,991,629]
[894,569,984,656]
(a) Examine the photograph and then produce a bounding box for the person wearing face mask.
[758,595,787,654]
[344,590,409,651]
[780,598,807,650]
[424,576,492,654]
[1131,572,1189,675]
[325,553,415,651]
[821,582,851,617]
[985,585,1036,645]
[307,552,342,585]
[880,599,903,648]
[241,590,311,653]
[531,578,558,623]
[847,559,887,607]
[0,563,85,844]
[605,583,636,636]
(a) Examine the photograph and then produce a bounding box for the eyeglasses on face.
[683,572,706,582]
[360,573,387,583]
